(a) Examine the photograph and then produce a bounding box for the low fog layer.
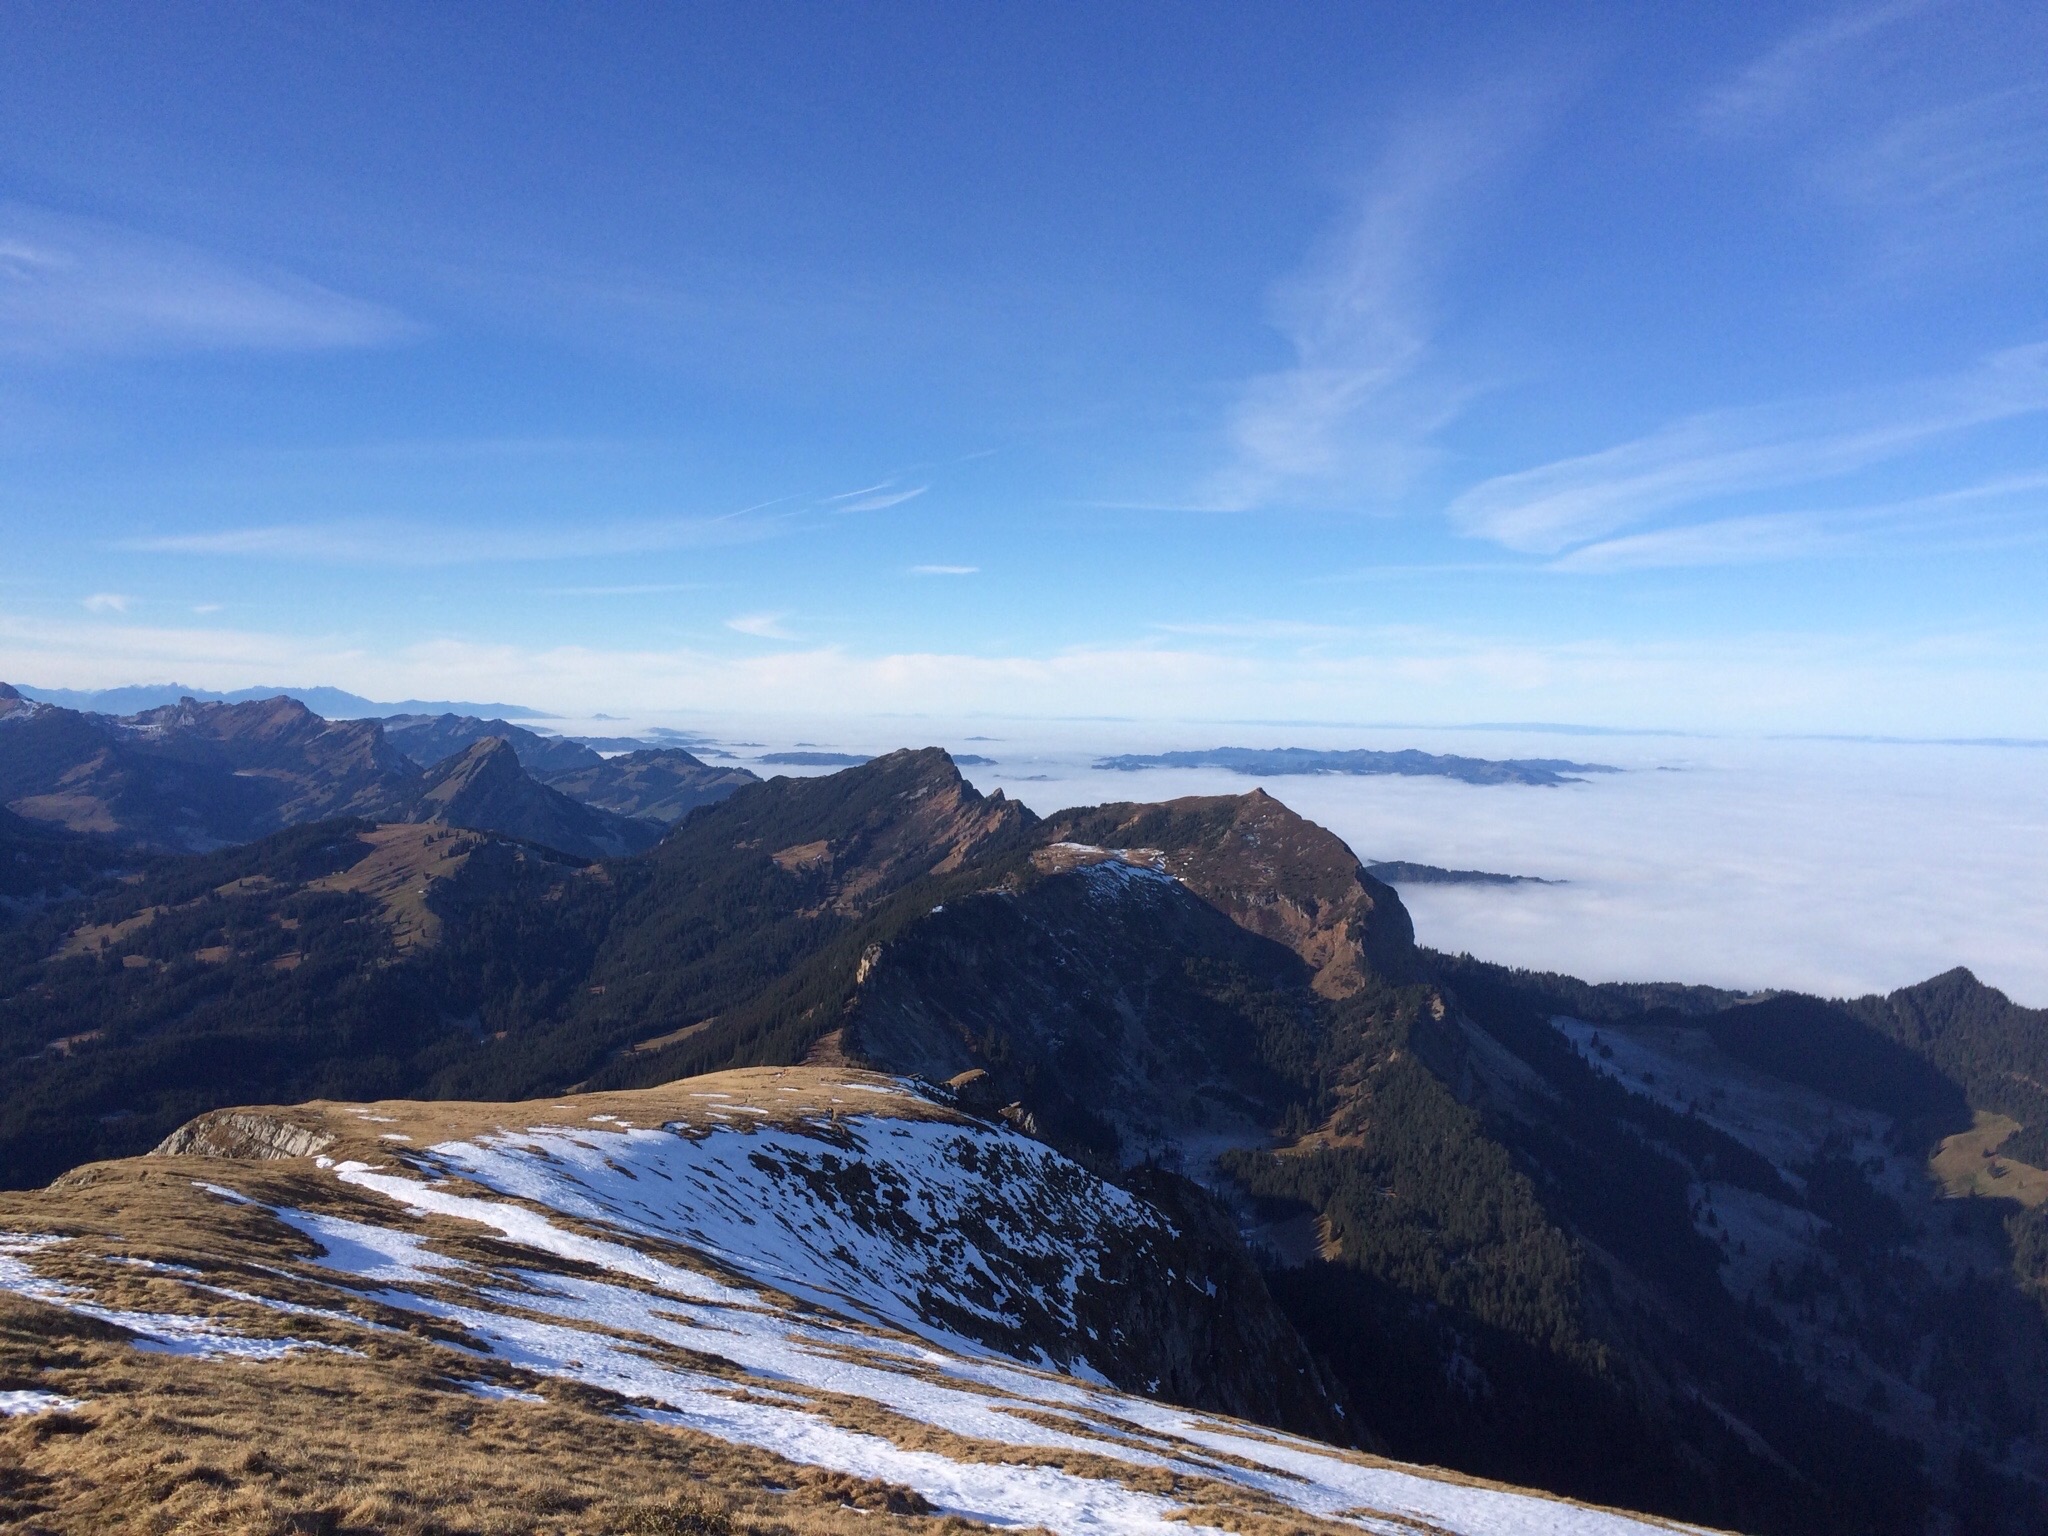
[989,733,2047,1008]
[599,718,2042,1008]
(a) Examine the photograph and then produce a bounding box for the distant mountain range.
[759,750,873,766]
[3,745,2045,1530]
[14,682,548,718]
[1092,746,1622,785]
[1365,860,1562,886]
[0,683,756,857]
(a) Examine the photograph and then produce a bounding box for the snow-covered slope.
[0,1069,1720,1536]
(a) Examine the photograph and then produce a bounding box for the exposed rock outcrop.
[151,1110,336,1161]
[1043,790,1418,995]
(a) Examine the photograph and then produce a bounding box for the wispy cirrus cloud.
[117,475,925,568]
[909,564,978,576]
[1152,619,1357,642]
[119,501,794,565]
[1548,514,1849,574]
[1197,83,1547,514]
[1698,2,2048,268]
[824,482,928,513]
[81,592,131,613]
[725,612,798,641]
[1824,80,2048,260]
[1550,472,2048,572]
[539,581,710,597]
[1449,344,2048,559]
[1699,0,1933,134]
[0,203,413,358]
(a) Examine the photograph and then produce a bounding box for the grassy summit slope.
[0,1068,1725,1536]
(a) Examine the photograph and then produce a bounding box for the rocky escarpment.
[727,746,1038,915]
[1043,790,1418,996]
[148,1110,336,1162]
[845,859,1310,1167]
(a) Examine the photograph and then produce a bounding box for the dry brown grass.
[0,1157,1365,1536]
[1,1076,1727,1536]
[141,1067,967,1173]
[0,1158,974,1536]
[304,824,488,952]
[1931,1111,2048,1208]
[0,1304,967,1536]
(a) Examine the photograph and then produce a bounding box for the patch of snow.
[276,1208,469,1286]
[12,1105,1706,1536]
[1076,859,1177,894]
[410,1116,1152,1366]
[0,1389,82,1415]
[110,1256,205,1277]
[328,1161,747,1305]
[464,1380,546,1403]
[0,1241,339,1361]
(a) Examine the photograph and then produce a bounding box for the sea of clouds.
[559,713,2048,1008]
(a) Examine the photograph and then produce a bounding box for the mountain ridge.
[2,744,2044,1530]
[14,682,546,718]
[407,736,664,860]
[1091,747,1622,786]
[0,688,754,858]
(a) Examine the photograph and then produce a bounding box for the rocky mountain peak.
[417,733,521,798]
[684,746,1037,914]
[1043,790,1417,995]
[118,693,413,782]
[128,692,317,741]
[409,735,661,859]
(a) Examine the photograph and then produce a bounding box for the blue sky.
[3,0,2046,731]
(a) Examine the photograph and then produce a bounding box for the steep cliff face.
[846,860,1308,1165]
[1043,791,1418,996]
[690,746,1038,915]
